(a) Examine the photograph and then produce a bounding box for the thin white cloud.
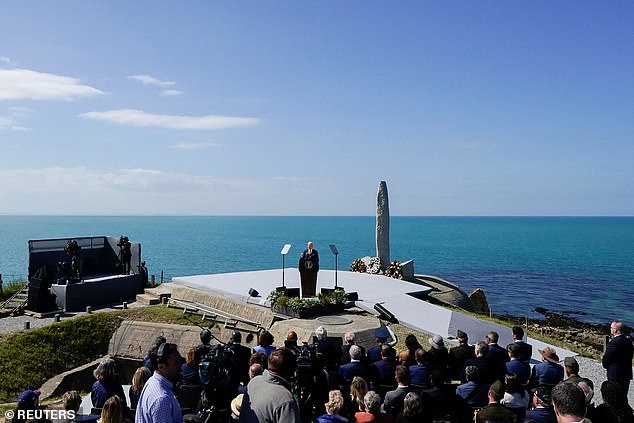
[1,56,18,66]
[0,69,104,101]
[169,142,222,150]
[127,74,175,87]
[271,176,313,182]
[162,89,184,96]
[79,109,260,130]
[0,107,32,131]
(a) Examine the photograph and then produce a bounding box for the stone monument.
[376,181,390,268]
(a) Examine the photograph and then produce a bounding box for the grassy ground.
[0,280,27,302]
[0,305,200,404]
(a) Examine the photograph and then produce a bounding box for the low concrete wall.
[39,359,100,400]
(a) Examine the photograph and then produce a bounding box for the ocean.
[1,216,632,325]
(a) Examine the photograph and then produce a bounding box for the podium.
[300,272,317,298]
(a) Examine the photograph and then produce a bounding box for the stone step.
[135,293,160,305]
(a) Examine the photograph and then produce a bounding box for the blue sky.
[1,2,632,215]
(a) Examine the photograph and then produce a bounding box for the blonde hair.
[131,367,151,395]
[350,376,368,412]
[100,395,123,423]
[324,390,344,415]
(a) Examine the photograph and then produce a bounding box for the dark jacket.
[602,334,634,384]
[91,379,126,409]
[448,344,475,380]
[339,361,369,384]
[299,248,319,272]
[474,402,517,423]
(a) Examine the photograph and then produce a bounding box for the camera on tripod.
[197,344,235,423]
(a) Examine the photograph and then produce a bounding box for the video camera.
[295,339,320,387]
[197,344,235,423]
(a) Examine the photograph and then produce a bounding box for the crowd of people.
[9,320,634,423]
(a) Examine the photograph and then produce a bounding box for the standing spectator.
[252,331,276,358]
[316,326,341,370]
[229,331,252,386]
[461,341,495,384]
[315,390,349,423]
[602,320,634,397]
[551,381,588,423]
[128,367,151,410]
[372,345,398,387]
[239,348,300,423]
[136,342,183,423]
[92,357,127,409]
[143,336,166,373]
[180,347,202,386]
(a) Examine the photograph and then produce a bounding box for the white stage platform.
[171,269,575,362]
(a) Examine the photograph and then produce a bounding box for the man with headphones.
[136,342,183,423]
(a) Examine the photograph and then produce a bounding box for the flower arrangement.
[350,259,367,273]
[367,257,382,274]
[385,260,403,279]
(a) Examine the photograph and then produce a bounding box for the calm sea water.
[1,216,632,325]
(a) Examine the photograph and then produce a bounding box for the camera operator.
[239,348,300,423]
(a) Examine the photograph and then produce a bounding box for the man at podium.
[299,241,319,297]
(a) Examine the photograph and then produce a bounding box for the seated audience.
[355,391,394,423]
[425,335,449,380]
[315,390,349,423]
[461,341,495,384]
[368,327,390,363]
[128,367,151,410]
[91,357,127,409]
[143,336,166,372]
[348,376,369,417]
[551,381,589,423]
[398,334,422,368]
[455,365,489,408]
[339,345,369,385]
[372,345,398,388]
[506,343,531,385]
[100,395,129,423]
[529,347,564,390]
[506,326,532,363]
[448,329,475,380]
[473,380,516,423]
[524,385,556,423]
[594,380,634,423]
[500,373,530,421]
[340,332,365,365]
[382,366,411,417]
[408,348,431,388]
[395,392,424,423]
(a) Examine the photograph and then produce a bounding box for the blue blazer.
[339,361,369,384]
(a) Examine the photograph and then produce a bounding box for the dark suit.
[372,358,397,386]
[602,333,634,393]
[339,360,369,384]
[507,340,533,362]
[486,343,509,382]
[299,248,319,297]
[505,359,530,385]
[408,363,431,387]
[341,343,366,365]
[448,344,475,380]
[368,344,383,363]
[461,356,496,384]
[382,386,409,416]
[231,343,252,384]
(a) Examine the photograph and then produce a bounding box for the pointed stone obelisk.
[376,181,390,268]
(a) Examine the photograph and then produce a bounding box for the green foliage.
[0,313,122,403]
[268,289,347,311]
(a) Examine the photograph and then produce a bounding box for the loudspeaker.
[320,287,335,295]
[374,303,398,324]
[345,292,359,301]
[248,288,259,297]
[285,288,300,298]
